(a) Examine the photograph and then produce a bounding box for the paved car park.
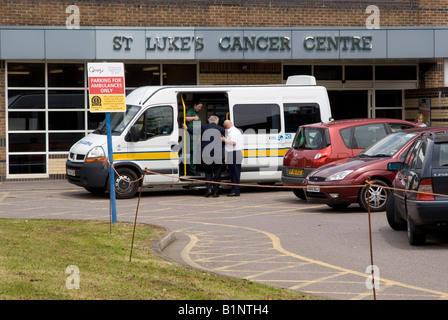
[2,179,448,300]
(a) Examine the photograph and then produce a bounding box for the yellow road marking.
[179,220,448,299]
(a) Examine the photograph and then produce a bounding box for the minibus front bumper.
[66,160,109,189]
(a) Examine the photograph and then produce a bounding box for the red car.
[282,118,418,200]
[303,127,448,212]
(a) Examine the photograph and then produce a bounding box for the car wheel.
[359,179,390,212]
[292,188,306,200]
[386,192,406,230]
[109,167,140,199]
[407,216,426,246]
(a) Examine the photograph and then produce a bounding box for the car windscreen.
[358,131,418,157]
[292,127,329,150]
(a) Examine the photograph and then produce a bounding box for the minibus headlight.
[85,146,106,162]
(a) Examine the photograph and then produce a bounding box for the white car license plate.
[307,186,320,193]
[67,169,76,176]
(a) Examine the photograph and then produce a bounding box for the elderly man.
[183,115,225,197]
[221,120,243,197]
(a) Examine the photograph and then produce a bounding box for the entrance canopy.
[1,26,447,61]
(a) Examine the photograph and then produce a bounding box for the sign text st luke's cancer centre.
[112,34,373,53]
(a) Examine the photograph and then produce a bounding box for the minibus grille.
[70,153,85,162]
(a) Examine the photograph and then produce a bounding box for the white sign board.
[87,62,126,112]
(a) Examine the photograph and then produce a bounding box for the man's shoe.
[204,190,213,197]
[213,192,219,197]
[227,193,240,197]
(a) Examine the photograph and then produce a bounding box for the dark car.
[282,118,418,200]
[386,132,448,245]
[303,127,448,212]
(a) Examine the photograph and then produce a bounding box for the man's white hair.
[208,115,219,124]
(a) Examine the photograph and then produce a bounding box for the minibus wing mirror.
[125,125,139,142]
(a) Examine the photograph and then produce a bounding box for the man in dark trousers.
[183,115,225,197]
[221,120,243,197]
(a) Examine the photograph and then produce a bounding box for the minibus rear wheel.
[109,167,140,199]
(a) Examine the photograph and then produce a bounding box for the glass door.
[374,90,404,119]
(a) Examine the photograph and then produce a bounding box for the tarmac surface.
[2,179,448,301]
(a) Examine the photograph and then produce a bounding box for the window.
[8,111,45,131]
[5,62,197,178]
[404,140,422,167]
[375,90,403,119]
[339,127,352,148]
[7,63,47,177]
[292,127,328,150]
[411,142,426,170]
[6,63,88,178]
[283,65,312,81]
[48,63,84,87]
[8,155,46,175]
[438,143,448,167]
[284,103,321,133]
[163,64,197,85]
[233,104,280,133]
[8,63,45,87]
[125,64,160,87]
[376,90,402,108]
[375,65,417,81]
[314,65,342,80]
[375,109,403,119]
[340,124,388,149]
[135,106,174,141]
[389,122,416,132]
[353,124,387,149]
[345,66,373,80]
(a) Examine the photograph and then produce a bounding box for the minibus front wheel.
[109,167,140,199]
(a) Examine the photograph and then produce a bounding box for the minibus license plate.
[307,186,320,193]
[67,169,76,176]
[288,168,303,176]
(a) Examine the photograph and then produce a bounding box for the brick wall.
[200,73,282,85]
[199,62,282,85]
[49,155,67,176]
[0,0,444,28]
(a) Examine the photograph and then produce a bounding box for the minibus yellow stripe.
[113,148,287,161]
[243,148,288,158]
[113,152,179,161]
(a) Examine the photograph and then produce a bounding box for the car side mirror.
[125,125,139,142]
[387,161,403,171]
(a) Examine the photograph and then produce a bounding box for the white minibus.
[66,75,332,198]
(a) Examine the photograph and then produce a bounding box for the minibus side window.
[233,104,280,133]
[136,106,173,141]
[284,103,321,133]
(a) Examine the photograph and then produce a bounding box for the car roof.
[403,126,448,135]
[433,133,448,143]
[301,118,417,129]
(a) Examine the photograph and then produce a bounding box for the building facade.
[1,0,448,181]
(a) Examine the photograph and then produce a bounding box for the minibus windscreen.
[93,105,141,135]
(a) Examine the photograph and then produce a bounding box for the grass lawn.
[0,218,320,300]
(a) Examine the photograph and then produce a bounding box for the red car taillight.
[313,145,332,163]
[416,179,435,201]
